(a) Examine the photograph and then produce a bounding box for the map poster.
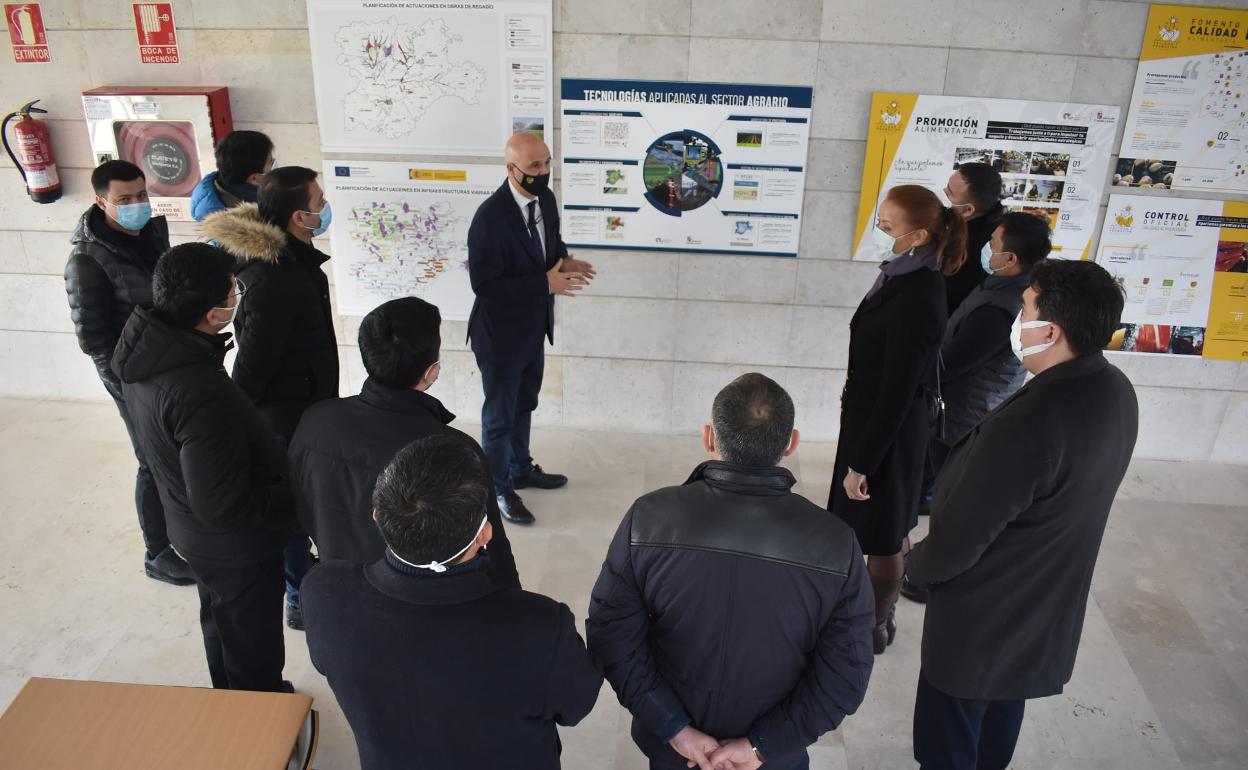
[854,93,1120,262]
[1119,4,1248,195]
[323,160,500,319]
[307,0,552,156]
[1096,194,1248,361]
[559,78,812,257]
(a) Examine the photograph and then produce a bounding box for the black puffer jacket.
[940,273,1030,445]
[588,462,875,768]
[111,306,293,562]
[64,206,169,393]
[201,204,338,438]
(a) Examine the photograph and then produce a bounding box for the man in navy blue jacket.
[467,132,596,526]
[301,436,601,770]
[588,374,875,770]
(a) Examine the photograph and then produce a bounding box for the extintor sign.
[132,2,178,64]
[5,3,50,63]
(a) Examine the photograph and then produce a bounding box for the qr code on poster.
[603,121,629,147]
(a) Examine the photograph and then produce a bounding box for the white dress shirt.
[509,180,545,256]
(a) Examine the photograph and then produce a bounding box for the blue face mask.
[110,201,152,231]
[300,202,332,237]
[981,243,1012,275]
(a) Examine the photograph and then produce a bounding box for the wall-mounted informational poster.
[853,93,1119,262]
[1097,194,1248,361]
[1118,4,1248,195]
[307,0,552,156]
[559,78,812,257]
[322,160,501,319]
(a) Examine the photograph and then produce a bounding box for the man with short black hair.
[64,159,192,586]
[288,297,520,588]
[906,259,1138,770]
[943,163,1005,312]
[203,165,337,629]
[191,130,275,221]
[111,243,295,693]
[301,436,600,769]
[910,212,1052,539]
[588,373,875,770]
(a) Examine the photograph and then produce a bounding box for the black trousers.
[913,671,1024,770]
[184,551,287,692]
[919,438,952,516]
[110,390,169,559]
[475,344,543,496]
[256,400,315,605]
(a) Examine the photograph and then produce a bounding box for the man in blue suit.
[467,132,596,525]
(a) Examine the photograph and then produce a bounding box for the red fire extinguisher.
[2,100,62,204]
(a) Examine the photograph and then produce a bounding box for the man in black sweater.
[588,374,875,770]
[906,259,1138,770]
[288,296,520,589]
[112,243,295,692]
[942,163,1004,313]
[301,436,601,770]
[64,160,192,586]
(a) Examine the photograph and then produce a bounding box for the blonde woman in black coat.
[829,184,966,654]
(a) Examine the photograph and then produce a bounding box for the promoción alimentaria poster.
[853,93,1120,262]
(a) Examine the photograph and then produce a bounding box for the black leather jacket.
[587,461,875,767]
[64,207,169,393]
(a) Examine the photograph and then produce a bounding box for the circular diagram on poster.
[112,120,201,198]
[642,130,723,216]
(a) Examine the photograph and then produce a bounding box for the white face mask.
[210,279,246,328]
[1011,312,1054,361]
[870,225,915,259]
[390,515,487,573]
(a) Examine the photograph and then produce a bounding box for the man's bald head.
[505,132,552,198]
[505,131,549,165]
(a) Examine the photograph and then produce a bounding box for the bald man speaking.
[467,133,596,525]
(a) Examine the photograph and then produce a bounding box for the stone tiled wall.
[1,0,1245,463]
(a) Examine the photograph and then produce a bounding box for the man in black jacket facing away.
[202,166,338,629]
[906,259,1138,770]
[64,159,192,586]
[942,163,1004,313]
[588,374,875,770]
[288,296,520,589]
[112,243,295,692]
[302,436,601,770]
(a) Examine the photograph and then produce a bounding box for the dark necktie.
[526,200,543,256]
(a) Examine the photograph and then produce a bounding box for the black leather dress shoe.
[497,492,536,525]
[900,575,930,604]
[513,464,568,490]
[144,546,196,586]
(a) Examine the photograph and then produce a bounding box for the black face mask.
[514,167,550,195]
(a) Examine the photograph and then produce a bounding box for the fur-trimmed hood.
[200,203,286,264]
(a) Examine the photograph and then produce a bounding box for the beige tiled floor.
[1,398,1246,769]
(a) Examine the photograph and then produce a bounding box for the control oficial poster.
[1096,194,1248,361]
[853,93,1120,262]
[1118,4,1248,195]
